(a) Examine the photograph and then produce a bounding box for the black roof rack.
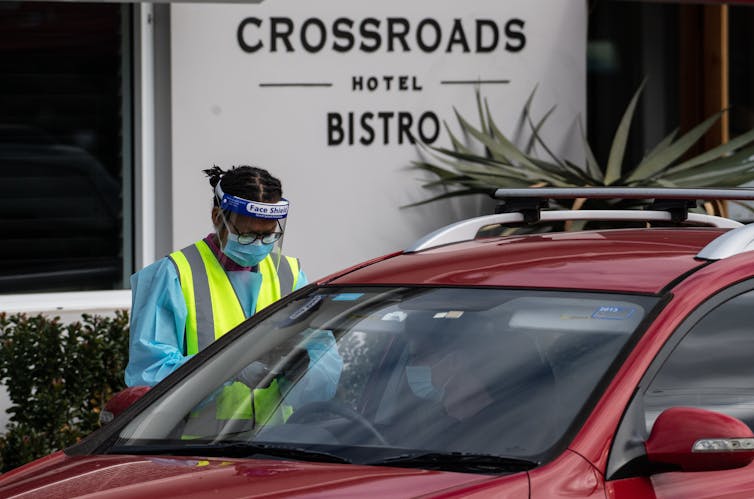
[406,187,754,259]
[492,187,754,201]
[492,187,754,224]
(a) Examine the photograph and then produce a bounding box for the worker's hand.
[300,328,337,363]
[235,361,271,388]
[282,328,343,405]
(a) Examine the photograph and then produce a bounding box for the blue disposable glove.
[301,328,338,363]
[283,329,343,408]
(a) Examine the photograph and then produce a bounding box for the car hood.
[0,452,512,498]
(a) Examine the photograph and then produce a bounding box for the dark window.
[730,5,754,138]
[587,1,680,170]
[0,2,132,293]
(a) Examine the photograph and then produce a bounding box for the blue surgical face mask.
[406,365,445,401]
[222,238,274,267]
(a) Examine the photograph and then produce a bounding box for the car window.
[644,289,754,432]
[301,303,409,419]
[113,286,657,467]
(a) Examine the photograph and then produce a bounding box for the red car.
[4,187,754,498]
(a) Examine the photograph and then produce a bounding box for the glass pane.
[645,290,754,432]
[0,2,132,292]
[113,286,657,467]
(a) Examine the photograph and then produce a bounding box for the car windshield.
[111,286,657,471]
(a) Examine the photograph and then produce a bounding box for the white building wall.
[170,0,587,280]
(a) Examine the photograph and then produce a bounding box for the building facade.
[1,0,752,313]
[0,0,588,316]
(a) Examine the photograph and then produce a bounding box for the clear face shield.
[214,183,289,271]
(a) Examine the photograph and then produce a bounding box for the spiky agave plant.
[408,80,754,221]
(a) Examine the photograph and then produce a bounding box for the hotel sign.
[171,0,586,277]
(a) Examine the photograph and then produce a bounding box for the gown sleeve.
[124,258,194,387]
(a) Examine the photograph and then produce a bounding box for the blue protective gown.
[125,249,342,407]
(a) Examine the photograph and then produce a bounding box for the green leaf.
[520,85,540,154]
[416,143,508,179]
[476,91,491,138]
[562,159,602,185]
[664,161,754,186]
[666,126,754,174]
[409,161,458,181]
[524,105,562,165]
[454,111,529,165]
[455,108,518,165]
[412,150,535,191]
[649,177,679,187]
[627,112,722,182]
[442,119,475,155]
[519,85,560,164]
[663,144,754,178]
[578,118,604,182]
[427,147,527,177]
[456,118,545,181]
[605,78,647,185]
[521,157,586,186]
[625,128,679,181]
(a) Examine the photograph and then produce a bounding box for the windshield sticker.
[277,295,324,328]
[433,311,464,319]
[592,306,636,320]
[289,295,323,320]
[332,293,364,301]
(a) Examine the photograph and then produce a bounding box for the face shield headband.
[214,183,289,220]
[214,183,289,271]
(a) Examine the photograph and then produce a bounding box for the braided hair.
[203,165,283,207]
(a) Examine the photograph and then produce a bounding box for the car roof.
[329,227,727,294]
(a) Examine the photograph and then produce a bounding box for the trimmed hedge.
[0,311,129,472]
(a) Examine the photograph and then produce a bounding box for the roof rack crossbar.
[492,187,754,201]
[491,187,754,223]
[406,210,741,253]
[490,188,754,224]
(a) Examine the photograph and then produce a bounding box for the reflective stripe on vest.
[169,240,300,355]
[255,252,300,313]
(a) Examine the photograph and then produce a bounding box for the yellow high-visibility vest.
[169,239,299,422]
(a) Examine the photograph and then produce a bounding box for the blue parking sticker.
[592,306,636,320]
[332,293,364,301]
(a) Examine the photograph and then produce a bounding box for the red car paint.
[0,452,494,499]
[330,228,724,293]
[4,224,754,498]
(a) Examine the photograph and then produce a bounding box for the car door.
[607,282,754,499]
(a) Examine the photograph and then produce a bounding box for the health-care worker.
[125,165,342,412]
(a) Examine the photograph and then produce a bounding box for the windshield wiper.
[221,442,352,464]
[111,442,351,464]
[368,452,538,474]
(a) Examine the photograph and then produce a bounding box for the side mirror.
[646,406,754,472]
[99,386,151,425]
